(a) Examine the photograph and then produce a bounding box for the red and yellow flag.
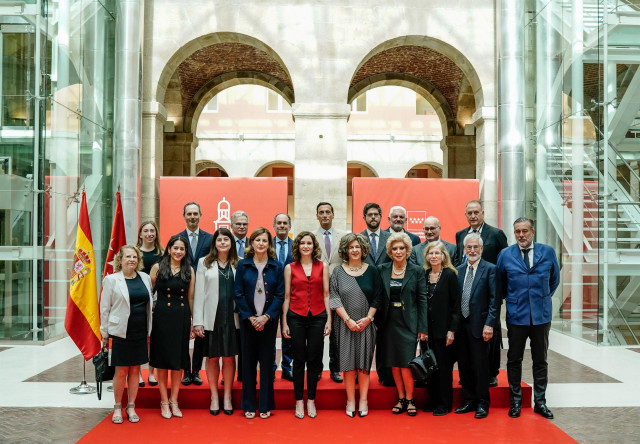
[64,190,101,360]
[102,191,126,279]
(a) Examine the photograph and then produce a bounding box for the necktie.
[237,239,244,258]
[190,232,197,254]
[522,248,531,269]
[370,233,377,259]
[324,231,331,258]
[461,266,474,318]
[279,240,286,265]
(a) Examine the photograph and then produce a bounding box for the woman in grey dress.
[330,233,382,418]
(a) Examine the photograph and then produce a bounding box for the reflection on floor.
[1,330,639,443]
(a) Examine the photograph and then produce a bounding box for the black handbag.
[408,341,438,382]
[93,348,115,400]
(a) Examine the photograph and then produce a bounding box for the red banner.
[159,177,288,244]
[103,191,127,280]
[351,178,479,243]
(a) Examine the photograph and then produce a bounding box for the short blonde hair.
[114,245,143,272]
[385,232,412,258]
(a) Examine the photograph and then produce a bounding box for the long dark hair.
[157,235,192,282]
[203,227,239,269]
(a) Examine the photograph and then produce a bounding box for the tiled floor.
[1,331,639,443]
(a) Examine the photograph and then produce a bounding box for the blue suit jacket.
[234,257,284,321]
[274,236,294,266]
[456,259,501,338]
[496,242,559,326]
[175,229,213,272]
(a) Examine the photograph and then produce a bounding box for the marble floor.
[1,330,639,443]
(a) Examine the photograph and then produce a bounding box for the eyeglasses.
[365,213,381,218]
[424,227,439,231]
[465,245,481,250]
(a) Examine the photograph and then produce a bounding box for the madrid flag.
[64,190,101,360]
[103,191,126,279]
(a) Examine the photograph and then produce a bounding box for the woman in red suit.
[282,232,331,419]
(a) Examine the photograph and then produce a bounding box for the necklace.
[170,265,180,275]
[218,262,231,280]
[392,263,406,276]
[427,269,442,299]
[348,264,363,272]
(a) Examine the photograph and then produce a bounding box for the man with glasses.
[231,211,250,259]
[410,216,459,267]
[361,203,391,267]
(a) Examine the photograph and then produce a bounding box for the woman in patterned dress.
[330,233,382,418]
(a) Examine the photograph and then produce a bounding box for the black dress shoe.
[282,370,294,382]
[181,372,192,386]
[148,378,158,387]
[192,372,203,386]
[474,406,489,419]
[534,404,554,419]
[488,376,498,387]
[454,402,476,414]
[433,407,450,416]
[223,408,234,416]
[330,372,343,383]
[508,403,521,418]
[210,408,220,416]
[138,380,145,388]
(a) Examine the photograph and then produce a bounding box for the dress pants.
[456,317,490,408]
[272,316,293,373]
[506,322,550,405]
[187,335,205,374]
[287,311,327,400]
[328,309,340,373]
[424,337,455,410]
[488,320,502,377]
[239,318,278,413]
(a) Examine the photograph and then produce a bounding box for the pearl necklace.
[392,263,407,276]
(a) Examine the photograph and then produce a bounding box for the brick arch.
[195,161,228,176]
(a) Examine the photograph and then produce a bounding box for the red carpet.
[80,408,576,444]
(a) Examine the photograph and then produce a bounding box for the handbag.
[408,341,438,382]
[93,347,115,400]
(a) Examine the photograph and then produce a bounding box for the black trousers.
[488,320,502,377]
[186,335,205,373]
[328,309,339,373]
[287,311,327,400]
[239,318,278,413]
[272,316,293,372]
[423,337,455,410]
[457,318,490,408]
[506,322,550,405]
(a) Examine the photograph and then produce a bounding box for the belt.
[391,302,402,308]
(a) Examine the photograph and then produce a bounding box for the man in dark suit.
[410,216,459,267]
[175,201,213,386]
[359,203,393,386]
[455,200,508,387]
[497,218,559,420]
[231,210,250,259]
[454,233,501,419]
[385,206,421,246]
[272,213,293,381]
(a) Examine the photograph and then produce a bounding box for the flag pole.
[69,360,96,394]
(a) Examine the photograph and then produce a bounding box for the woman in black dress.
[378,232,428,417]
[137,220,163,386]
[422,241,460,416]
[193,228,239,416]
[99,245,153,424]
[149,236,195,419]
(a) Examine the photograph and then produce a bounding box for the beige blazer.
[314,227,349,274]
[193,258,238,330]
[99,271,153,339]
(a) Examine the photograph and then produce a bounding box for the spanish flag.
[64,190,101,360]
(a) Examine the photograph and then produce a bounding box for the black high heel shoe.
[392,398,407,414]
[406,399,417,417]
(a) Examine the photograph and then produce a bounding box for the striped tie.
[461,266,474,318]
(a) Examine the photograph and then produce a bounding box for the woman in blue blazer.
[234,227,284,419]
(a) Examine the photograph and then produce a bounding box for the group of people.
[99,199,559,423]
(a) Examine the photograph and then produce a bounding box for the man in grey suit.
[360,202,391,267]
[314,202,349,383]
[410,216,459,267]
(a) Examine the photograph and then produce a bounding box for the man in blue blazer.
[175,201,213,386]
[385,206,421,246]
[272,213,294,381]
[455,200,508,387]
[497,218,559,420]
[454,233,501,419]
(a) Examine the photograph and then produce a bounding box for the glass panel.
[0,260,33,340]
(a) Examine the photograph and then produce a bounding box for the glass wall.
[0,0,116,342]
[526,0,640,346]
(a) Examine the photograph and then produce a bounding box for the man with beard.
[361,203,391,267]
[385,206,421,246]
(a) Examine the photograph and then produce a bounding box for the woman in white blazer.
[99,245,153,424]
[193,227,239,416]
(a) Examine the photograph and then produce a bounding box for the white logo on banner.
[407,211,426,239]
[215,197,231,231]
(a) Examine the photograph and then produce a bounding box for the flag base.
[69,380,97,395]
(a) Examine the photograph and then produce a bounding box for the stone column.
[441,135,476,179]
[141,101,167,221]
[163,132,194,176]
[473,106,499,227]
[292,103,351,232]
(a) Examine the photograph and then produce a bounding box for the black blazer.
[176,229,213,272]
[425,267,460,339]
[456,259,501,339]
[377,262,428,334]
[455,223,508,265]
[361,230,392,267]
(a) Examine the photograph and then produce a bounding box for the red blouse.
[289,260,326,316]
